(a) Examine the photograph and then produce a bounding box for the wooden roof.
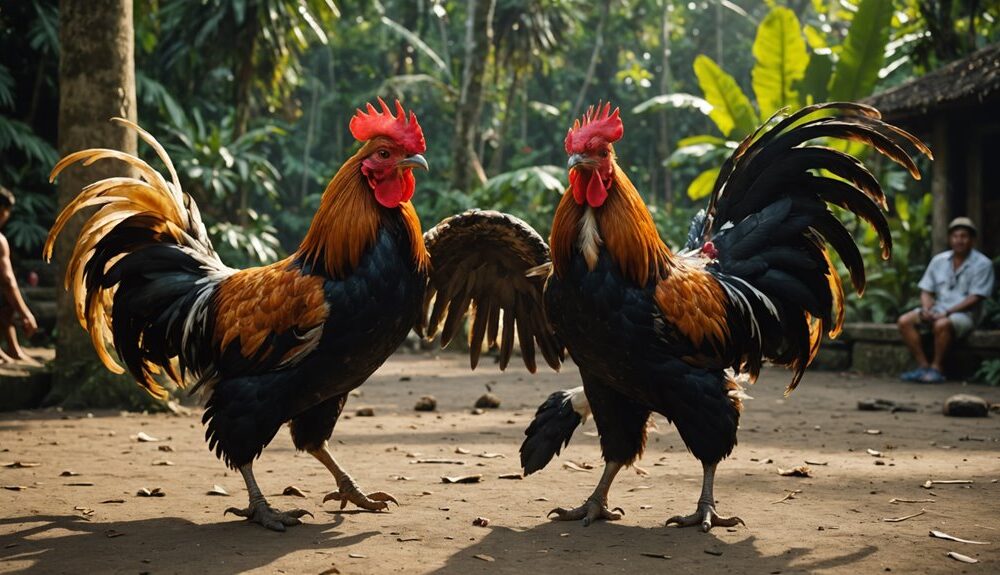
[864,43,1000,119]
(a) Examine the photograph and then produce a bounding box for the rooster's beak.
[397,154,429,171]
[567,153,595,170]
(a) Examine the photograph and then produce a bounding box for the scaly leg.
[311,442,398,511]
[548,461,625,526]
[225,463,312,531]
[665,462,745,532]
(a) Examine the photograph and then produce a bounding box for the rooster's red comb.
[349,98,426,154]
[564,102,623,154]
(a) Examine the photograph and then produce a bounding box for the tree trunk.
[450,0,495,192]
[52,0,154,409]
[570,1,610,121]
[658,0,674,208]
[234,4,259,227]
[488,67,521,175]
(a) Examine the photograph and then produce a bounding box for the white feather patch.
[577,208,603,270]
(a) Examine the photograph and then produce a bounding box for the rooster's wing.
[418,209,562,372]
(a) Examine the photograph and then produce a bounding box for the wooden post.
[930,115,950,255]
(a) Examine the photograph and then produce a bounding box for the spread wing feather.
[418,209,562,372]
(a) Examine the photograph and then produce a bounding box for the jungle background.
[1,0,998,377]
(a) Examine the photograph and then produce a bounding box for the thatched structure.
[865,43,1000,257]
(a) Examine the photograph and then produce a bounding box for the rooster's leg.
[224,463,313,531]
[665,462,745,532]
[548,461,624,526]
[311,442,398,511]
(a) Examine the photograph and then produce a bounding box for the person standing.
[898,217,995,383]
[0,186,39,365]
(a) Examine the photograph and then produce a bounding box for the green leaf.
[798,50,833,104]
[693,55,758,138]
[381,16,452,82]
[827,0,893,101]
[676,135,730,148]
[632,93,713,116]
[687,168,720,201]
[751,7,809,116]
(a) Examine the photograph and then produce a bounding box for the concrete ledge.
[0,348,54,411]
[811,323,1000,379]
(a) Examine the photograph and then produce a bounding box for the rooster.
[422,101,930,531]
[44,99,527,531]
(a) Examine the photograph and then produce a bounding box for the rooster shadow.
[431,519,877,575]
[0,512,377,574]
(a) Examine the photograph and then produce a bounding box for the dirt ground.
[1,351,998,574]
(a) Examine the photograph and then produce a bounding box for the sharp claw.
[611,507,625,516]
[547,508,566,519]
[224,507,246,517]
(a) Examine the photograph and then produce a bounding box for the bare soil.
[1,352,998,574]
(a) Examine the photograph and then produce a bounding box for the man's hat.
[948,216,977,236]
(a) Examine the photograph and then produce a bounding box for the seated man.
[0,186,38,365]
[898,217,995,383]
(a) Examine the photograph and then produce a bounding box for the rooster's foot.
[224,502,312,532]
[665,503,744,533]
[548,497,623,526]
[323,477,398,511]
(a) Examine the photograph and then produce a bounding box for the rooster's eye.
[599,149,609,158]
[378,149,390,159]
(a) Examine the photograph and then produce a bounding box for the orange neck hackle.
[551,160,672,287]
[296,140,428,279]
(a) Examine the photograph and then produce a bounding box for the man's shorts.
[910,307,975,339]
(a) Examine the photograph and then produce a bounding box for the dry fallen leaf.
[136,487,165,497]
[59,470,80,477]
[74,506,95,516]
[455,447,471,455]
[135,432,159,442]
[890,498,934,504]
[152,460,174,466]
[157,445,174,452]
[922,479,973,489]
[397,536,422,542]
[628,486,651,492]
[947,551,979,564]
[865,429,882,435]
[207,485,229,496]
[348,553,366,559]
[777,466,813,478]
[473,517,490,527]
[441,475,483,484]
[771,490,802,504]
[498,473,522,480]
[640,552,671,560]
[930,530,990,545]
[473,554,495,562]
[282,485,307,497]
[477,452,505,459]
[105,530,125,538]
[804,460,828,466]
[881,510,925,523]
[562,461,592,472]
[866,449,884,458]
[3,462,40,468]
[3,485,27,491]
[412,459,465,465]
[65,482,95,487]
[100,499,125,504]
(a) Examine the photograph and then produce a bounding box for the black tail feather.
[520,388,585,475]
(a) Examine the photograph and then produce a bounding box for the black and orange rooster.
[45,100,547,531]
[422,102,930,531]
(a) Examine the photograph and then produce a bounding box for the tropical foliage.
[1,0,998,321]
